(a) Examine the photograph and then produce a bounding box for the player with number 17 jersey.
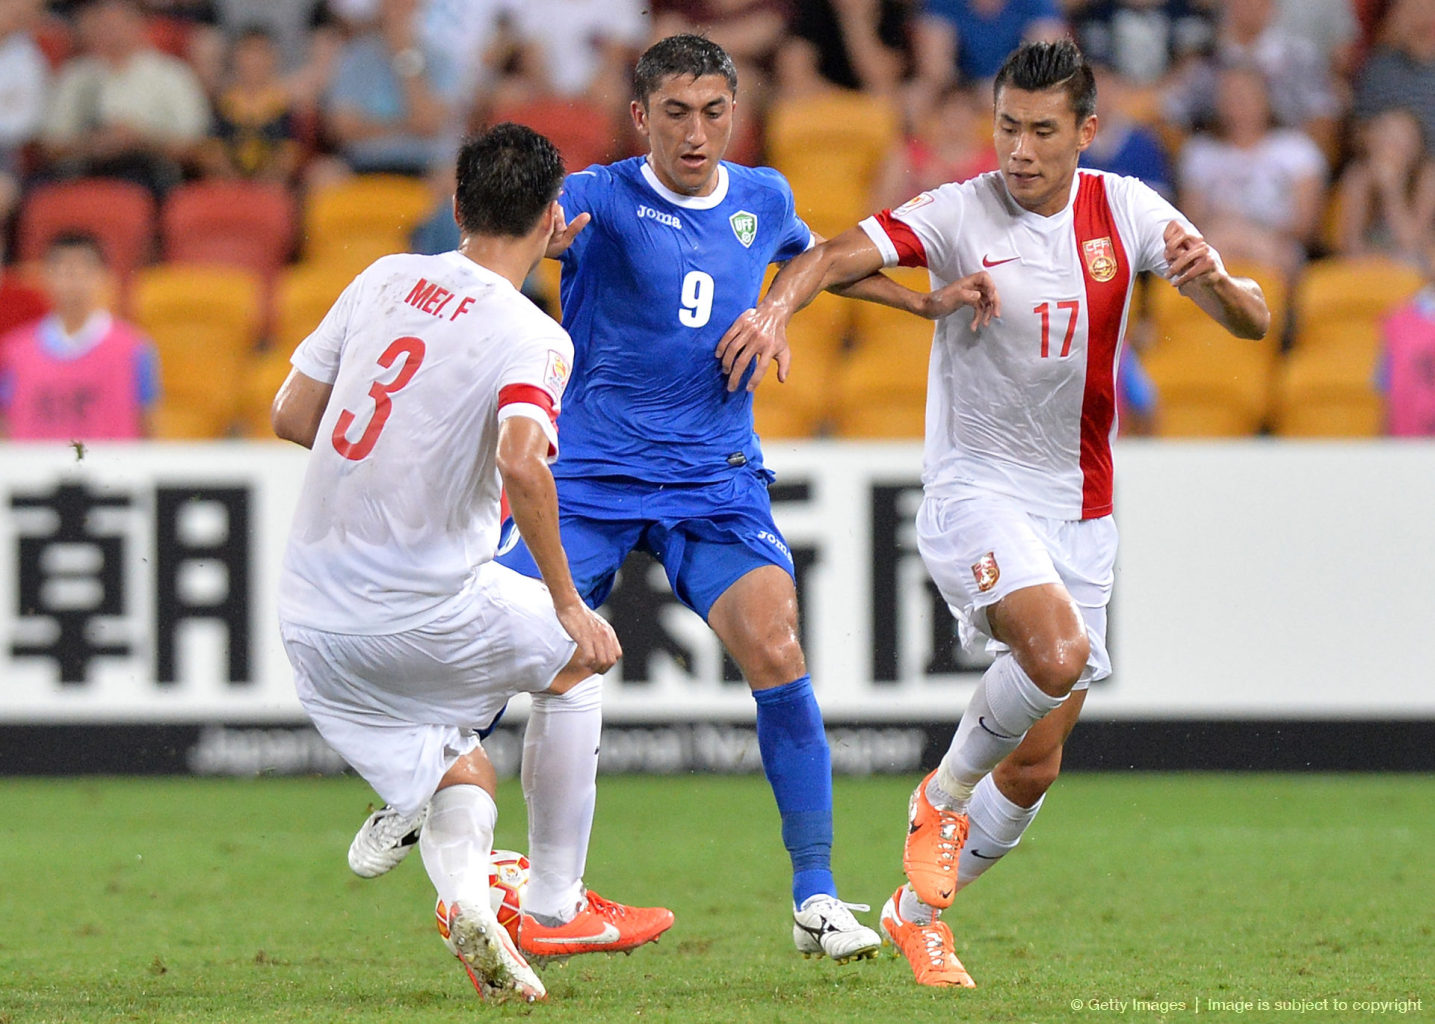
[553,156,811,486]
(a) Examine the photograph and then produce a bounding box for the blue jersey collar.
[641,159,730,210]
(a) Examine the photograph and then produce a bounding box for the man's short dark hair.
[45,230,107,263]
[633,34,738,105]
[993,39,1097,123]
[454,123,565,238]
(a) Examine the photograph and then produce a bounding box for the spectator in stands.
[508,0,647,118]
[1071,0,1214,88]
[913,0,1065,91]
[198,26,299,181]
[1080,59,1173,198]
[1381,241,1435,434]
[0,0,49,225]
[1335,107,1435,263]
[791,0,909,94]
[0,231,158,440]
[874,83,995,207]
[1164,0,1343,157]
[1274,0,1360,81]
[1177,64,1326,283]
[324,0,461,176]
[140,0,226,97]
[39,0,210,196]
[1354,0,1435,159]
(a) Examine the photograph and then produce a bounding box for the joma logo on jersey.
[756,530,791,562]
[730,210,757,248]
[637,205,682,229]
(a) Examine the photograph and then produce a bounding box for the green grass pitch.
[2,774,1430,1024]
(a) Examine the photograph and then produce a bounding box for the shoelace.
[584,892,630,919]
[920,927,951,967]
[933,813,968,863]
[369,807,423,846]
[809,897,871,927]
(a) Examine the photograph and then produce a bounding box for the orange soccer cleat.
[902,770,969,908]
[879,887,976,989]
[518,890,674,962]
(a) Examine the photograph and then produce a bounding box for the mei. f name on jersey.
[636,205,682,230]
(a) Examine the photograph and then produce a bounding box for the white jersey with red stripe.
[860,169,1190,520]
[279,251,573,634]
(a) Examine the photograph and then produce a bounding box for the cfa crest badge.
[972,552,1000,593]
[730,210,757,248]
[1082,236,1118,283]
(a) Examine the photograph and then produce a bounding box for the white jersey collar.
[1000,171,1080,231]
[641,159,730,209]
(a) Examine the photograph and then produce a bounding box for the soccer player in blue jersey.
[489,34,996,961]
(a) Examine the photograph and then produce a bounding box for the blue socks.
[752,675,835,906]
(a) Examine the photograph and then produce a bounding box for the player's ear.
[450,194,460,229]
[1077,114,1098,152]
[631,98,649,138]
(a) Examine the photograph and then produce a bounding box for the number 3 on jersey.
[332,336,426,461]
[679,270,714,328]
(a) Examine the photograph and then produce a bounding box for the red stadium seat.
[17,179,156,284]
[489,98,617,173]
[161,180,296,276]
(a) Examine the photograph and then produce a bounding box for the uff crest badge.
[1082,237,1118,283]
[972,552,1000,593]
[730,210,757,248]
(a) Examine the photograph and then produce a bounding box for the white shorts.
[916,492,1118,688]
[280,561,577,816]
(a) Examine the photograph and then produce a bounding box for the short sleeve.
[558,166,605,269]
[291,273,364,384]
[771,176,813,263]
[496,324,575,461]
[859,185,961,275]
[1115,176,1195,277]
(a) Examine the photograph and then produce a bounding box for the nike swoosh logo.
[968,849,1001,860]
[528,923,621,945]
[981,254,1019,267]
[978,715,1019,740]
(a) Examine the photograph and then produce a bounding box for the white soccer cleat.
[792,894,882,963]
[348,803,427,878]
[437,898,546,1003]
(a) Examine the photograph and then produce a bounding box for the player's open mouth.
[680,154,706,168]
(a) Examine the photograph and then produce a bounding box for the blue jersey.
[554,156,812,484]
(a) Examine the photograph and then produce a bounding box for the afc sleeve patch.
[544,349,570,400]
[895,192,935,215]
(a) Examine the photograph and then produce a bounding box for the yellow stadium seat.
[1271,346,1385,437]
[1143,331,1275,436]
[273,262,359,353]
[1148,260,1287,354]
[238,346,297,439]
[303,174,432,263]
[833,315,932,440]
[132,265,263,438]
[1295,257,1424,328]
[1293,316,1382,358]
[851,267,938,353]
[765,89,899,239]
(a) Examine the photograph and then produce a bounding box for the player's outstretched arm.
[1164,220,1271,340]
[271,367,334,449]
[496,416,621,675]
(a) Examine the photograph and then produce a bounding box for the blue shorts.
[495,470,795,619]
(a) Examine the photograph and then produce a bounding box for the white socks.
[521,675,602,922]
[930,654,1064,812]
[956,773,1043,888]
[419,783,497,908]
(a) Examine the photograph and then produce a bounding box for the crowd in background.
[2,0,1435,440]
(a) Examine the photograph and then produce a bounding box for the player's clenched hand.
[545,209,591,259]
[1163,219,1224,290]
[716,307,792,393]
[919,271,1000,327]
[555,598,622,675]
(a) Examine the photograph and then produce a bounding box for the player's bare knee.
[739,630,806,688]
[437,746,498,798]
[1017,632,1089,697]
[994,750,1062,807]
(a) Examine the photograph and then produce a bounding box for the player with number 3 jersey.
[272,125,672,1004]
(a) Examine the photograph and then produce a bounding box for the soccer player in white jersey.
[719,39,1270,988]
[271,124,673,1003]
